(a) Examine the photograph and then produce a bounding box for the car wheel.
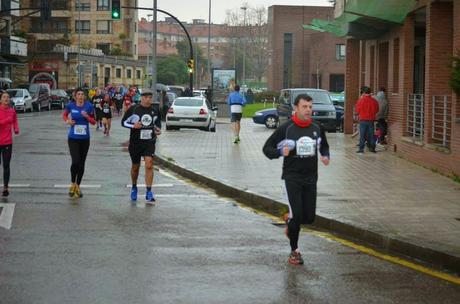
[166,125,173,131]
[23,106,26,113]
[265,115,278,129]
[48,102,51,111]
[61,101,65,110]
[339,121,344,132]
[37,103,41,112]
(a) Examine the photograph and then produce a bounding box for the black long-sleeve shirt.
[263,120,329,182]
[121,104,161,144]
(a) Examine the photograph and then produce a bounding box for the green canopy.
[303,0,416,39]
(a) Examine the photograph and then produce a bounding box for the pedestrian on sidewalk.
[121,89,161,205]
[0,91,19,197]
[263,94,330,265]
[355,86,379,153]
[62,88,96,199]
[227,85,246,144]
[375,87,389,144]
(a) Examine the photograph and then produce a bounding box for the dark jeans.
[68,139,90,185]
[359,120,375,151]
[377,118,388,142]
[0,144,12,187]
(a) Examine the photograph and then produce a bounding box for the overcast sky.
[137,0,332,23]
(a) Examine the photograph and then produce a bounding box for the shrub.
[254,91,279,103]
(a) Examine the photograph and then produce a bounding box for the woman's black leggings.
[68,139,90,185]
[285,179,317,252]
[0,144,12,187]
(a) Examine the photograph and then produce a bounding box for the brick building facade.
[267,5,346,92]
[342,0,460,177]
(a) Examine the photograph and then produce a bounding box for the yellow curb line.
[241,204,460,286]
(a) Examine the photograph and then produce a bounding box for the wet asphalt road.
[0,110,459,304]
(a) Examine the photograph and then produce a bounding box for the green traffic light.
[112,11,120,19]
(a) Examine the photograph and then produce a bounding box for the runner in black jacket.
[263,93,330,265]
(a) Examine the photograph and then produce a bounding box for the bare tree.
[222,5,269,84]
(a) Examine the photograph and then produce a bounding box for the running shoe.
[68,184,76,197]
[233,136,239,144]
[145,190,155,204]
[131,187,138,201]
[74,185,83,198]
[288,250,304,265]
[2,188,9,197]
[236,136,240,143]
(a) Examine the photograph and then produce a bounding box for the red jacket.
[0,106,19,146]
[356,94,379,121]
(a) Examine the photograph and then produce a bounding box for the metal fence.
[407,94,424,141]
[432,95,452,148]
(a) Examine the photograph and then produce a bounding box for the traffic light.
[111,0,121,19]
[187,59,194,74]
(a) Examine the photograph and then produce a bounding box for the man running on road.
[227,85,246,143]
[121,89,161,204]
[263,94,330,265]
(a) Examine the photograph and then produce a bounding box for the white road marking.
[7,184,30,188]
[126,184,174,188]
[54,184,101,188]
[0,203,15,230]
[158,169,182,181]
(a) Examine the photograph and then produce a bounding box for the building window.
[76,2,90,11]
[104,67,111,77]
[97,0,110,11]
[336,44,345,61]
[127,69,132,79]
[75,21,91,34]
[136,70,141,79]
[116,68,122,78]
[97,20,112,34]
[96,43,111,55]
[393,38,400,93]
[283,33,293,89]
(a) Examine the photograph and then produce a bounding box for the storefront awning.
[303,0,416,39]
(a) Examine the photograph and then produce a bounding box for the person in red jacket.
[355,86,379,153]
[0,91,19,197]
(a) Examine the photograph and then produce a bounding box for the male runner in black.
[263,94,330,265]
[121,89,161,204]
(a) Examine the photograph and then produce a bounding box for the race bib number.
[140,129,153,140]
[296,136,316,157]
[74,125,87,136]
[103,108,110,113]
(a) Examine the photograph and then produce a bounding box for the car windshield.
[7,90,23,97]
[293,91,332,104]
[29,84,39,94]
[51,90,63,96]
[174,99,203,107]
[192,92,202,97]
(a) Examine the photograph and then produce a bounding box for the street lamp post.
[240,6,247,88]
[207,0,211,83]
[146,13,152,87]
[77,0,81,87]
[152,0,157,104]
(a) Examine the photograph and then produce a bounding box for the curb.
[154,154,460,275]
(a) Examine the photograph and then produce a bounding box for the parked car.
[50,89,70,109]
[29,83,51,111]
[330,91,345,106]
[254,105,344,131]
[168,85,185,97]
[192,90,206,98]
[252,108,278,128]
[276,88,337,132]
[166,97,217,132]
[7,89,33,113]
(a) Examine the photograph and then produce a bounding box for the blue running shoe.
[131,187,138,201]
[145,190,155,204]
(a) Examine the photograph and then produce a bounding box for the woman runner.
[62,88,96,198]
[0,91,19,197]
[100,93,114,136]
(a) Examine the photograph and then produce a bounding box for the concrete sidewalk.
[156,119,460,273]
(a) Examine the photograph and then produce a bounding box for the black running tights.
[68,139,90,185]
[0,144,12,187]
[285,180,317,252]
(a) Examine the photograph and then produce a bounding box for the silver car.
[7,89,33,113]
[166,97,217,132]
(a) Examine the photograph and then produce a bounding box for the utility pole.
[241,6,247,87]
[152,0,157,103]
[207,0,211,84]
[77,0,81,87]
[146,13,152,88]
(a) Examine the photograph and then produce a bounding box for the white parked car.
[7,89,33,113]
[166,97,217,132]
[192,90,206,98]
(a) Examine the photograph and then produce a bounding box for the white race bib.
[140,129,153,140]
[74,125,87,136]
[296,136,316,157]
[103,108,110,113]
